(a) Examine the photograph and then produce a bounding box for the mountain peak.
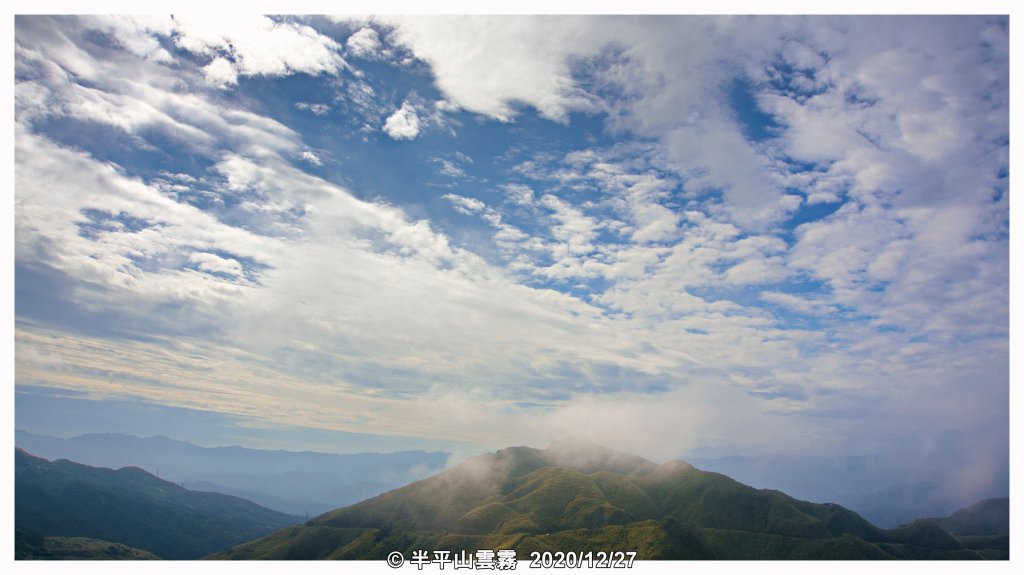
[653,459,695,474]
[543,439,658,475]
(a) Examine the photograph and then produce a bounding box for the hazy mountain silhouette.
[932,498,1008,537]
[689,452,1008,528]
[15,449,299,559]
[213,441,1008,560]
[15,430,448,516]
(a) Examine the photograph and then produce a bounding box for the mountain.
[15,430,449,516]
[15,449,299,559]
[213,441,1008,560]
[689,453,1009,528]
[933,498,1009,537]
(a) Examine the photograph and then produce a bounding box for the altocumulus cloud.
[383,100,422,140]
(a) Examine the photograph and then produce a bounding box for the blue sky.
[11,12,1010,504]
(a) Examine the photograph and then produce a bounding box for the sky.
[9,10,1012,500]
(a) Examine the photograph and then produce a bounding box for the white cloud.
[190,252,244,277]
[443,193,485,215]
[382,100,421,140]
[567,152,682,244]
[14,18,306,161]
[300,150,323,166]
[169,15,346,84]
[79,15,176,63]
[373,16,800,228]
[759,291,835,317]
[377,16,1002,233]
[502,184,535,206]
[295,101,330,115]
[15,126,277,315]
[539,194,599,255]
[378,16,607,122]
[434,158,466,178]
[346,26,382,59]
[203,57,238,88]
[722,256,787,286]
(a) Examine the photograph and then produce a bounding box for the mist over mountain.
[933,498,1009,537]
[16,430,449,516]
[15,449,299,559]
[689,452,1010,528]
[214,441,1008,560]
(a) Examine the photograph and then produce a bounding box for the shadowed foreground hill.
[213,441,1008,560]
[15,531,159,560]
[15,449,299,559]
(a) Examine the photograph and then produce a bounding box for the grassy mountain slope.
[213,441,1008,560]
[15,530,160,560]
[15,448,299,559]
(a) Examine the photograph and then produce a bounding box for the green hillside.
[15,531,160,560]
[212,441,1008,560]
[15,449,299,559]
[934,498,1009,536]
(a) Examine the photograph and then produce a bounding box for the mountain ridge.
[213,442,1009,560]
[15,429,449,516]
[689,452,1009,527]
[15,448,300,559]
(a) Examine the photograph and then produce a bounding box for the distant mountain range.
[690,452,1009,528]
[19,429,1003,529]
[15,430,449,516]
[214,441,1008,560]
[15,449,299,559]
